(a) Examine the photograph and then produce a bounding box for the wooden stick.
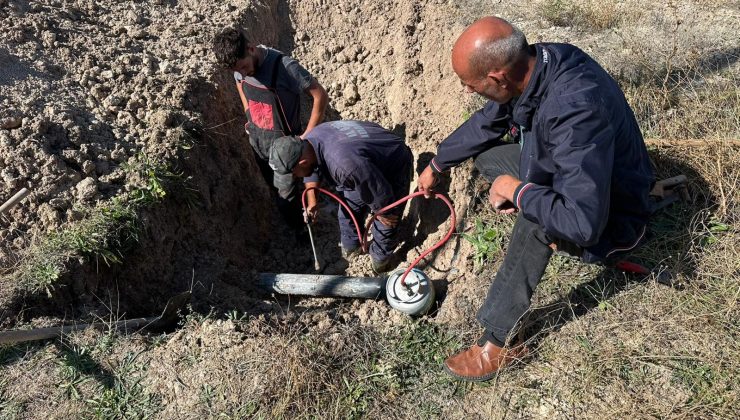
[0,317,156,345]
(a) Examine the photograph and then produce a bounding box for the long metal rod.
[0,291,190,345]
[306,222,321,271]
[0,187,30,214]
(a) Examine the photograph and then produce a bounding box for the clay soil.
[1,0,738,418]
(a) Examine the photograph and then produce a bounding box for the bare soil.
[0,0,738,418]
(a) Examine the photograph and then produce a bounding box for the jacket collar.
[512,44,551,129]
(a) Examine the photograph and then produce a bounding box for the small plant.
[462,218,504,268]
[56,344,96,399]
[125,152,181,205]
[700,217,730,246]
[87,351,161,418]
[225,309,247,322]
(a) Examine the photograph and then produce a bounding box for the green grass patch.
[15,152,196,295]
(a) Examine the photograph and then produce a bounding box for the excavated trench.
[1,0,482,328]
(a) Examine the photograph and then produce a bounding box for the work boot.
[371,257,393,274]
[443,338,528,382]
[341,246,361,260]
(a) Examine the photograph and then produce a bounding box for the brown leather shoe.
[443,341,528,382]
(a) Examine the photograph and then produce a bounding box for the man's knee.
[474,144,520,181]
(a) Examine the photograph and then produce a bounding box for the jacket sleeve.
[513,102,614,247]
[344,163,395,212]
[430,101,511,173]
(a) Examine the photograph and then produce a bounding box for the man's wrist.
[429,157,446,174]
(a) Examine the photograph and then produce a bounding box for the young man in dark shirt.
[269,120,413,273]
[213,28,329,230]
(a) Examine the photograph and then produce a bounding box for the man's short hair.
[469,27,529,77]
[212,28,248,68]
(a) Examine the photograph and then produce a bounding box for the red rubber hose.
[301,187,456,289]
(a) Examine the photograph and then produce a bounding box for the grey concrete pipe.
[257,273,384,299]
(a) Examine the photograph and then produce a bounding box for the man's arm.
[234,77,248,113]
[418,100,510,195]
[304,180,320,223]
[302,80,328,137]
[281,57,327,136]
[513,103,614,247]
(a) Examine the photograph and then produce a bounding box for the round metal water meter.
[385,268,435,316]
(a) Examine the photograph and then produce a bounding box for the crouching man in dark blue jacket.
[418,17,654,381]
[269,120,413,273]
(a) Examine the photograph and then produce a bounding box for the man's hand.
[417,165,439,198]
[489,174,522,214]
[377,213,399,228]
[305,202,320,223]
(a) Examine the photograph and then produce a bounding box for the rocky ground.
[0,0,738,418]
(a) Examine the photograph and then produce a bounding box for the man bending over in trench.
[417,17,654,381]
[212,27,329,236]
[268,120,413,274]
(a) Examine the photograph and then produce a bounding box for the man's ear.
[486,70,506,88]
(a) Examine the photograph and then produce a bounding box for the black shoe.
[371,258,393,274]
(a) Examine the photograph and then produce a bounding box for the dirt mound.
[0,0,482,324]
[0,1,284,319]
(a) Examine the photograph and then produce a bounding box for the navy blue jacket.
[305,121,412,211]
[430,43,654,262]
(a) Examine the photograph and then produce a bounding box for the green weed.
[462,218,504,269]
[18,198,139,295]
[87,351,161,419]
[0,375,23,419]
[56,344,96,399]
[671,360,731,407]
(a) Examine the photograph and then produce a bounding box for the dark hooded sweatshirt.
[429,43,654,263]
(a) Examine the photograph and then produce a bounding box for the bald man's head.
[451,17,531,103]
[453,17,529,79]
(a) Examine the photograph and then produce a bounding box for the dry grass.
[1,1,738,419]
[538,0,629,30]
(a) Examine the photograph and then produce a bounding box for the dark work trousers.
[473,143,580,347]
[338,155,412,262]
[255,155,304,229]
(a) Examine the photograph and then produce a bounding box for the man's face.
[292,161,313,178]
[458,73,515,104]
[232,46,259,77]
